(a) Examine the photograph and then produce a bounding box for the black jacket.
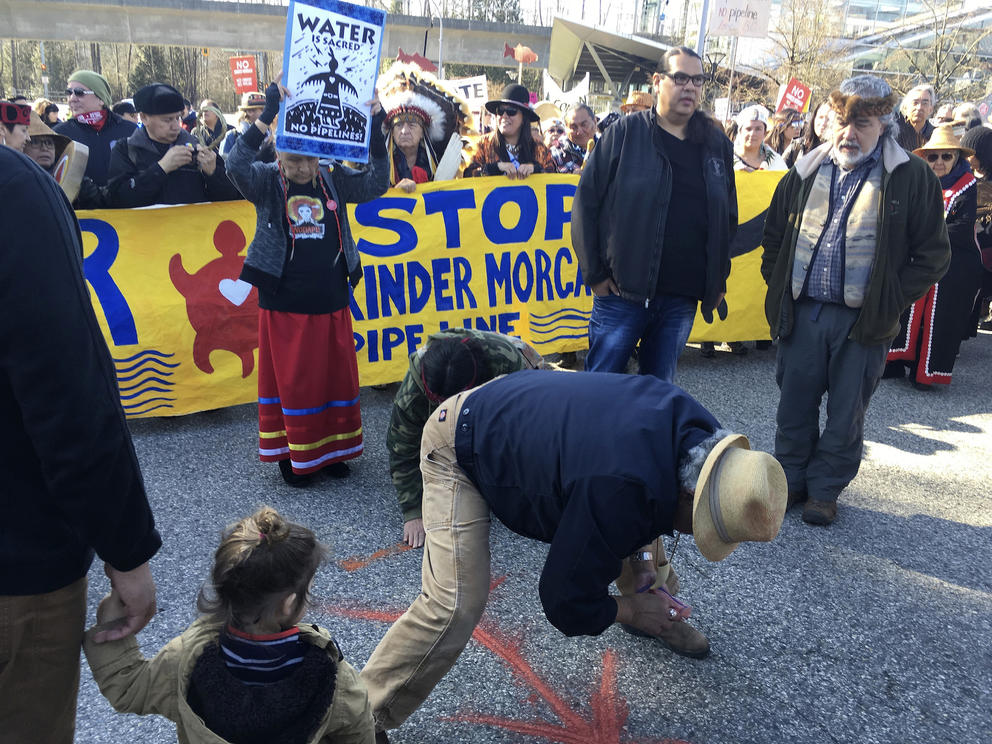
[895,111,934,152]
[106,127,242,208]
[453,371,719,637]
[0,149,160,595]
[572,108,737,313]
[55,110,137,186]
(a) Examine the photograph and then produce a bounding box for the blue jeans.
[585,293,697,382]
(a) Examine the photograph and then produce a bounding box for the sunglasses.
[548,128,565,135]
[660,72,710,87]
[926,153,956,163]
[66,88,95,98]
[496,106,521,117]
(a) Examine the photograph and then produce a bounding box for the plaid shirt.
[550,135,596,173]
[804,143,882,303]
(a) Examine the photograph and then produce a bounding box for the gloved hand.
[259,82,281,126]
[700,297,728,324]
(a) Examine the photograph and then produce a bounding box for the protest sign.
[229,56,258,95]
[277,0,386,161]
[777,77,811,113]
[76,173,781,418]
[708,0,772,38]
[542,70,589,114]
[447,75,488,114]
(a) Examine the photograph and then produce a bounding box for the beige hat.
[621,90,653,113]
[238,91,266,110]
[913,123,974,158]
[533,100,561,122]
[692,434,788,562]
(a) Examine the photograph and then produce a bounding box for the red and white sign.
[229,56,258,95]
[777,77,811,113]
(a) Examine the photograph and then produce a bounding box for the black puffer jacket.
[0,148,160,595]
[572,108,737,313]
[105,126,242,208]
[55,110,137,186]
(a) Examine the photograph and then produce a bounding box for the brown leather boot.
[620,619,711,659]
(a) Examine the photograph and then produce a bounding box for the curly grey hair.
[840,74,900,139]
[679,428,735,493]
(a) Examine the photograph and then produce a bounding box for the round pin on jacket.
[326,199,337,211]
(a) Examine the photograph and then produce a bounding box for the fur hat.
[690,434,788,562]
[828,88,899,125]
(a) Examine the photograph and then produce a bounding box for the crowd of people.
[2,45,991,744]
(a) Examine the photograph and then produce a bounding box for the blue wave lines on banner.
[113,350,178,416]
[528,308,591,344]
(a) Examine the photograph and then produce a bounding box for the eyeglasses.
[26,138,55,149]
[496,106,521,117]
[661,72,709,87]
[548,128,565,135]
[926,153,956,163]
[66,88,95,98]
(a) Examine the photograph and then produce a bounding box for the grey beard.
[833,142,865,169]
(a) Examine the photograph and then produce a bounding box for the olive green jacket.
[386,328,544,522]
[83,619,374,744]
[761,138,950,345]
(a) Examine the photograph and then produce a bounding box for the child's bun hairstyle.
[197,507,327,630]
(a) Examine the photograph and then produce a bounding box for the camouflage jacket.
[386,328,544,521]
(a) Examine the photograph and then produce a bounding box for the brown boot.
[620,619,711,659]
[802,499,838,525]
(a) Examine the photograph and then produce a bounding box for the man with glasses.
[761,75,950,526]
[550,103,598,174]
[573,46,737,385]
[55,69,137,186]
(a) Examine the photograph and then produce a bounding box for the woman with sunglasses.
[465,84,553,179]
[884,124,982,389]
[54,69,137,186]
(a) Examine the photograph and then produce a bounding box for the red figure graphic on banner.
[169,220,259,377]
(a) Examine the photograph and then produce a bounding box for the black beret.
[133,83,185,115]
[961,126,992,171]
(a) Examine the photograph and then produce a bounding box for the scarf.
[75,109,109,131]
[938,159,976,217]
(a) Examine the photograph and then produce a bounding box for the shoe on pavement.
[325,461,351,479]
[700,342,716,358]
[728,341,748,355]
[279,459,313,487]
[620,619,711,659]
[802,499,838,525]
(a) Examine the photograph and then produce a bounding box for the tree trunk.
[11,40,18,95]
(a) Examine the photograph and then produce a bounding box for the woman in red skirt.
[227,82,389,485]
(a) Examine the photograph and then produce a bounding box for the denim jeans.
[585,293,698,383]
[361,388,492,731]
[0,577,87,744]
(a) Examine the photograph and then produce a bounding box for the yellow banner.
[77,171,783,418]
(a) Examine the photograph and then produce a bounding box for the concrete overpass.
[0,0,550,67]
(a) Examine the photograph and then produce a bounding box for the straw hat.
[27,111,71,157]
[238,91,266,111]
[913,123,974,158]
[533,100,560,122]
[691,434,788,562]
[620,90,653,113]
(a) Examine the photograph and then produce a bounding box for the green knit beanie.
[67,69,113,108]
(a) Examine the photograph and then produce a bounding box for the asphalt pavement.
[75,331,992,744]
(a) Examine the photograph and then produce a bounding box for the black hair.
[421,336,493,403]
[112,101,136,116]
[495,114,540,166]
[655,46,715,145]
